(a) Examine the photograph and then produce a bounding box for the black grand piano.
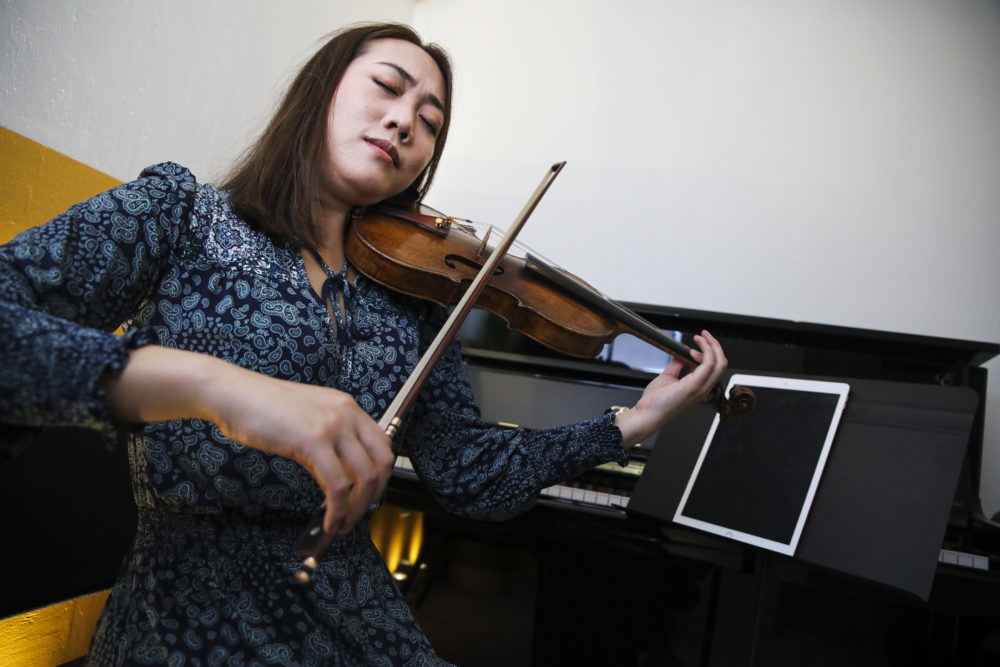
[388,304,1000,666]
[3,303,998,666]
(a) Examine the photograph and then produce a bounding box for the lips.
[365,138,399,168]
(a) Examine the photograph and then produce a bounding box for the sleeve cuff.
[88,327,159,446]
[599,408,631,467]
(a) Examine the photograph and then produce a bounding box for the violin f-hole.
[444,253,505,277]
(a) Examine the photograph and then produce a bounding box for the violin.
[294,162,753,581]
[345,206,755,420]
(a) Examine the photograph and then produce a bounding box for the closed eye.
[420,115,439,137]
[372,77,399,95]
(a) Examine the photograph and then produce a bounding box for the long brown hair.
[222,23,453,250]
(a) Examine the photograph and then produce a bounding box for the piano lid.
[458,302,999,382]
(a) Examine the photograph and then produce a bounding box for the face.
[321,38,446,210]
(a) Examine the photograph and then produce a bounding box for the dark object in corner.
[0,425,136,618]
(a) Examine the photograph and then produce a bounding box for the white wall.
[410,0,1000,517]
[0,0,415,181]
[2,0,999,517]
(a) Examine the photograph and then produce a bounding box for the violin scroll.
[708,383,756,420]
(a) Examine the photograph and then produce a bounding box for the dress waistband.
[133,507,373,562]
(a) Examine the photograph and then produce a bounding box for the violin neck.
[523,255,696,366]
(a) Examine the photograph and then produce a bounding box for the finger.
[677,337,718,402]
[702,330,727,365]
[701,331,727,377]
[687,334,716,380]
[341,419,395,532]
[314,453,352,534]
[333,437,383,533]
[662,355,685,380]
[364,434,395,498]
[353,421,395,499]
[694,331,728,394]
[357,422,394,474]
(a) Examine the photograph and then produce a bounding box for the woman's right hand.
[104,345,394,535]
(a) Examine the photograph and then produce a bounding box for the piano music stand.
[628,373,979,601]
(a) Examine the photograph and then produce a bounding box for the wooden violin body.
[348,204,619,357]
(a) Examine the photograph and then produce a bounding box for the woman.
[0,22,726,665]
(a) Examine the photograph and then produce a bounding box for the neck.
[312,197,352,269]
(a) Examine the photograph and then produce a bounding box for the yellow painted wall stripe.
[0,590,110,666]
[0,126,121,244]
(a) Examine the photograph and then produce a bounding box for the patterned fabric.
[0,163,627,665]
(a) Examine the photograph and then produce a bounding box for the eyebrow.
[376,61,445,113]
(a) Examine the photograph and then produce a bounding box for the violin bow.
[294,161,567,582]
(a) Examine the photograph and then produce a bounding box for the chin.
[356,181,410,206]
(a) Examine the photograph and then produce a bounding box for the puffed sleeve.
[0,162,197,448]
[400,306,629,521]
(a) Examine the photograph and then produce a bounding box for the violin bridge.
[475,225,494,261]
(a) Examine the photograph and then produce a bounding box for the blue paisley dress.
[0,163,627,666]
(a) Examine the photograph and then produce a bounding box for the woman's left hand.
[613,330,728,447]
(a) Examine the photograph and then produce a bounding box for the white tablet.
[673,374,849,556]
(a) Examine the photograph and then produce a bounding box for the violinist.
[0,22,727,665]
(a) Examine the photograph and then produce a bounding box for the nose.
[384,104,414,144]
[393,123,410,144]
